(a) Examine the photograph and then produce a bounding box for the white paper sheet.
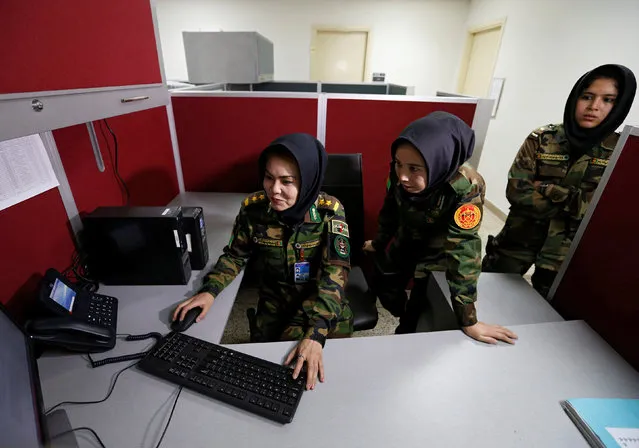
[0,135,59,211]
[607,427,639,447]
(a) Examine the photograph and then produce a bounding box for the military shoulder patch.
[453,203,481,230]
[333,235,350,259]
[330,219,350,238]
[242,191,268,207]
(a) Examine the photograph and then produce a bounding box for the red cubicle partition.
[551,129,639,371]
[172,95,319,193]
[324,97,477,240]
[0,189,76,316]
[0,0,162,94]
[0,106,180,314]
[171,92,480,241]
[53,107,180,215]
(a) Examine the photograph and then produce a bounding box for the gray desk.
[417,272,564,332]
[36,193,639,447]
[38,321,639,447]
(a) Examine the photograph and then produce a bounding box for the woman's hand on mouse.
[461,321,518,345]
[172,293,214,323]
[285,339,324,391]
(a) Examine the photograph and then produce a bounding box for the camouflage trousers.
[482,234,557,299]
[248,295,354,343]
[369,257,433,334]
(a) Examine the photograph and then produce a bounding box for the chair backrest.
[322,154,365,266]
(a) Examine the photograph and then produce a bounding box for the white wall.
[155,0,470,95]
[467,0,639,213]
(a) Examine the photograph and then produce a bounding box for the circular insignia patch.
[333,235,350,258]
[453,204,481,230]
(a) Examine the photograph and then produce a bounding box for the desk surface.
[37,193,639,447]
[38,321,639,448]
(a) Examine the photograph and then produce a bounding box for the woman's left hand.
[284,339,324,390]
[462,321,518,345]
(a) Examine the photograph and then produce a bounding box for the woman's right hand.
[362,240,376,253]
[172,292,215,323]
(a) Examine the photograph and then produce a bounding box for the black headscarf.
[389,111,476,200]
[258,133,327,226]
[563,64,636,152]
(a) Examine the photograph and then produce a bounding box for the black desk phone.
[26,268,119,353]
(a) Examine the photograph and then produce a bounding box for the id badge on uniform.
[294,261,310,284]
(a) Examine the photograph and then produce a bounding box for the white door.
[460,25,502,97]
[310,30,368,82]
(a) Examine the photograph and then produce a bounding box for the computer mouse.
[171,307,202,332]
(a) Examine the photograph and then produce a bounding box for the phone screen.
[49,278,76,312]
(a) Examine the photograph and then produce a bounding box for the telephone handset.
[26,268,119,353]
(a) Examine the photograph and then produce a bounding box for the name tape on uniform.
[536,153,570,161]
[298,239,321,249]
[253,237,283,247]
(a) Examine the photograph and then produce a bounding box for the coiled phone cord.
[87,332,162,368]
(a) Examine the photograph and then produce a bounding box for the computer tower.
[180,207,209,270]
[81,206,192,285]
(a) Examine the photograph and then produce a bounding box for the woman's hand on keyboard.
[285,339,324,391]
[172,293,215,323]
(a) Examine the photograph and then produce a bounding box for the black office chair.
[322,153,379,331]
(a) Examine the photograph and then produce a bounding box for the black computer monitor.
[0,302,48,447]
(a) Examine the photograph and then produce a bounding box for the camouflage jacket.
[506,123,618,270]
[372,163,485,326]
[199,191,351,340]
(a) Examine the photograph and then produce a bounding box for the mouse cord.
[49,426,107,448]
[154,386,183,448]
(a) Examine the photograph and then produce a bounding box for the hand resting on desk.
[172,292,215,324]
[462,321,518,345]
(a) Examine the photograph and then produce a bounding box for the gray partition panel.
[321,83,388,94]
[251,82,318,93]
[417,272,564,332]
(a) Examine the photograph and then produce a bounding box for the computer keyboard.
[138,332,306,424]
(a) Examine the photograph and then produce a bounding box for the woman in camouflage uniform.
[173,133,353,390]
[363,111,517,344]
[482,64,636,299]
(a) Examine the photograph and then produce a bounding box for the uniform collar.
[303,197,321,223]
